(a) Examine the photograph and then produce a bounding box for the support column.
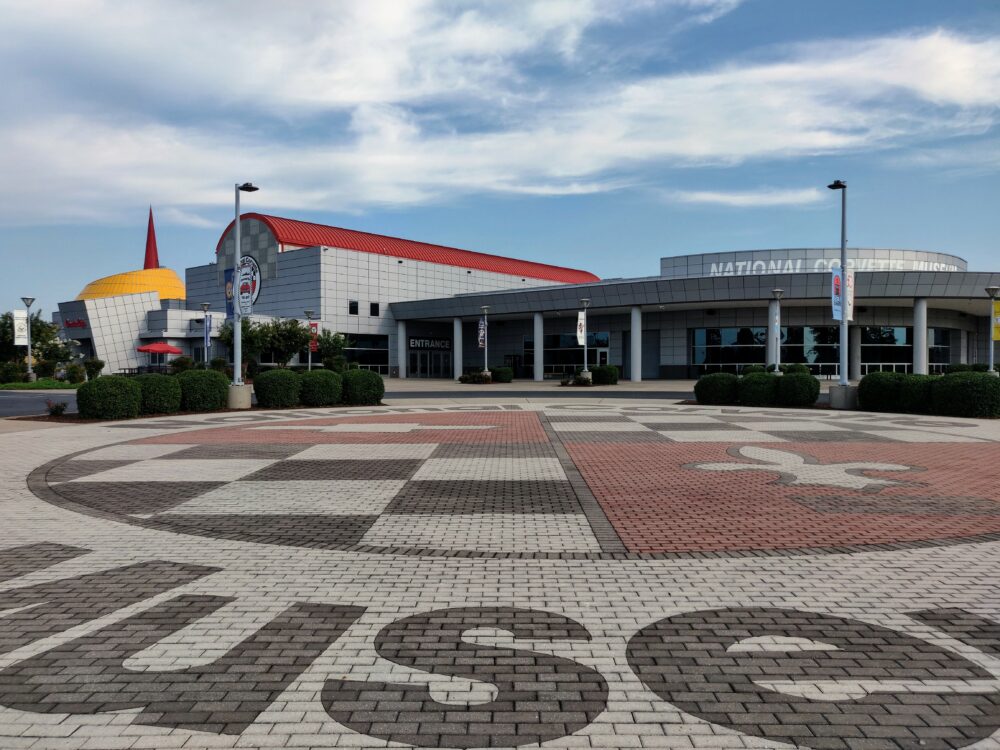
[630,306,642,382]
[397,319,407,378]
[766,299,780,369]
[849,326,862,381]
[959,330,968,365]
[453,318,463,380]
[913,298,928,375]
[533,313,544,381]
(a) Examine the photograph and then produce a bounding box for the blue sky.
[1,0,998,315]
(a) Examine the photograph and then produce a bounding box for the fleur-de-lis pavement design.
[687,446,915,491]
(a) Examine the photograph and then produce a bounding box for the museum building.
[57,212,1000,379]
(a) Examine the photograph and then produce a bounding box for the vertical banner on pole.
[576,312,586,345]
[993,300,1000,342]
[309,322,319,352]
[203,313,212,356]
[831,268,844,321]
[477,317,487,348]
[224,269,235,319]
[844,269,855,322]
[12,310,28,346]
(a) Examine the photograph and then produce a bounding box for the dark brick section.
[794,495,1000,516]
[161,444,310,460]
[554,431,671,443]
[0,560,218,656]
[245,459,423,481]
[46,460,133,483]
[430,443,557,459]
[386,480,582,514]
[0,594,365,734]
[545,415,637,423]
[911,609,1000,658]
[156,514,379,549]
[626,607,1000,750]
[0,542,90,584]
[775,430,898,443]
[52,482,226,515]
[323,606,609,748]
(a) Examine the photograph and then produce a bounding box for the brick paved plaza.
[1,399,999,749]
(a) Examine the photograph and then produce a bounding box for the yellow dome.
[76,267,186,301]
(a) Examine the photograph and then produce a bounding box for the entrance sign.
[832,268,854,321]
[477,317,487,348]
[12,309,28,346]
[576,312,586,345]
[994,300,1000,342]
[409,338,450,350]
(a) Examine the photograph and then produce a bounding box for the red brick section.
[565,442,1000,553]
[138,412,550,445]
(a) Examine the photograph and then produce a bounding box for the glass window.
[369,302,379,317]
[348,300,359,315]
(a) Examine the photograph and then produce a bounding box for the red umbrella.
[136,342,183,355]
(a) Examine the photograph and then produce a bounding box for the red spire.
[143,206,159,269]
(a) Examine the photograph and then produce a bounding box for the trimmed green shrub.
[738,373,778,407]
[46,399,68,416]
[931,372,1000,418]
[169,356,195,373]
[135,373,182,415]
[77,376,141,420]
[899,374,938,414]
[0,361,24,383]
[491,367,514,383]
[459,371,492,384]
[782,363,811,375]
[65,363,86,384]
[83,358,105,380]
[343,369,384,405]
[694,373,739,405]
[177,369,229,412]
[591,365,619,385]
[210,357,228,372]
[34,360,57,378]
[300,370,343,407]
[944,363,989,374]
[253,369,302,408]
[857,371,905,412]
[776,372,820,407]
[741,364,766,375]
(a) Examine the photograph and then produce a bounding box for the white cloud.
[667,188,824,207]
[0,0,997,225]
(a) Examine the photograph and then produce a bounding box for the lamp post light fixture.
[771,288,784,373]
[304,309,315,371]
[232,182,259,387]
[20,296,35,381]
[987,286,1000,376]
[480,305,490,375]
[200,302,211,368]
[580,298,591,375]
[827,179,848,385]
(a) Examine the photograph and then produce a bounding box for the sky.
[1,0,998,315]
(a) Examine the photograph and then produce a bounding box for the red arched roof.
[215,213,599,284]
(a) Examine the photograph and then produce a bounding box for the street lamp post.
[827,180,848,386]
[232,182,259,387]
[200,302,211,368]
[304,310,315,371]
[987,286,999,376]
[580,298,591,376]
[481,306,490,375]
[21,297,35,381]
[771,288,784,372]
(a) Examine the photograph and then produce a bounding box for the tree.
[260,318,310,367]
[316,329,348,361]
[217,318,266,377]
[0,310,70,364]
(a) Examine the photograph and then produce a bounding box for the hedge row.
[255,368,382,408]
[858,371,1000,418]
[695,372,820,407]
